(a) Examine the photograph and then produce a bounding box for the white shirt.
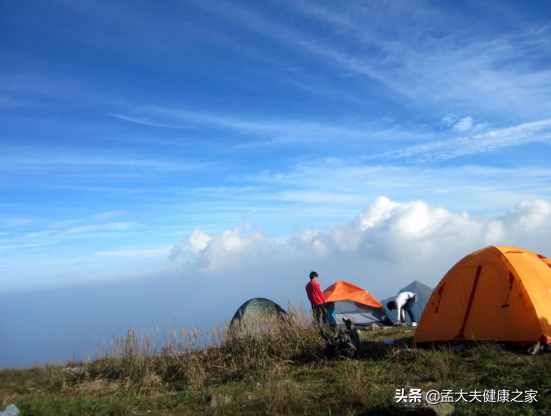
[395,291,416,323]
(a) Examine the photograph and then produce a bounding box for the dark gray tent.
[330,301,392,327]
[382,280,432,324]
[230,298,287,331]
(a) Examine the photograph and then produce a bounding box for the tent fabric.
[323,280,383,308]
[415,246,551,344]
[230,298,287,329]
[382,280,433,324]
[332,300,389,326]
[323,280,390,327]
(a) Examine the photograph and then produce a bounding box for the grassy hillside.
[1,313,550,415]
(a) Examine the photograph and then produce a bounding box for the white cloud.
[442,114,458,127]
[188,229,212,255]
[0,218,140,252]
[0,146,209,175]
[484,221,505,244]
[248,160,551,212]
[203,1,551,118]
[500,199,551,232]
[170,197,551,297]
[377,118,551,162]
[65,222,136,235]
[358,196,400,230]
[109,113,186,129]
[453,116,474,132]
[178,225,264,272]
[5,158,551,260]
[113,106,430,146]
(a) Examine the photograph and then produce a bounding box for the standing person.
[305,271,326,324]
[387,291,417,326]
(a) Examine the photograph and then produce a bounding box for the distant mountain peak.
[382,280,433,323]
[400,280,432,294]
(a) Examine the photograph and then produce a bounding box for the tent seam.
[496,247,546,341]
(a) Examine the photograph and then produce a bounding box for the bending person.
[387,291,417,326]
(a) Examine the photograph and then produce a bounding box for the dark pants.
[311,303,327,324]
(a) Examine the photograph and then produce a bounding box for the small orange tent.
[324,280,383,308]
[415,246,551,344]
[323,280,390,327]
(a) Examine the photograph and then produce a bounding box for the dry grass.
[2,309,551,415]
[83,308,323,393]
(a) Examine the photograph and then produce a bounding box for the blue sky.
[2,0,551,295]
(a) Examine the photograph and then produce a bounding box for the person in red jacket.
[305,271,326,324]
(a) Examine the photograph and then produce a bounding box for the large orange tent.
[323,280,391,327]
[415,246,551,344]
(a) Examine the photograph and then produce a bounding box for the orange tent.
[415,246,551,344]
[323,280,389,327]
[324,280,383,308]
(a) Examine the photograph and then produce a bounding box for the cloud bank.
[171,196,551,298]
[3,197,551,368]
